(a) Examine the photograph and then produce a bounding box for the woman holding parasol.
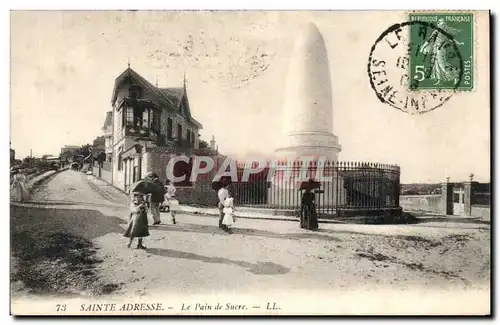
[129,177,165,225]
[299,179,320,230]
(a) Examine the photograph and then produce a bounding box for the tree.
[78,144,92,162]
[199,140,210,149]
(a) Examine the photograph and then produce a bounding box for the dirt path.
[11,170,129,298]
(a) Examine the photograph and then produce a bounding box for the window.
[117,148,124,171]
[177,124,182,140]
[167,117,173,140]
[152,110,160,131]
[125,105,134,126]
[129,86,140,99]
[191,130,195,143]
[186,129,191,143]
[142,109,149,128]
[117,110,122,130]
[133,108,143,127]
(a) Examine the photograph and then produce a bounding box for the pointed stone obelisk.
[275,22,341,161]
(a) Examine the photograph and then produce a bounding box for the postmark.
[409,13,474,91]
[368,21,464,115]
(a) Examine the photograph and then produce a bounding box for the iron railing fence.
[227,161,400,217]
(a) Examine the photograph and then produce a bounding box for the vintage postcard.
[10,10,490,316]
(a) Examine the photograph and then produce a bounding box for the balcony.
[172,138,196,150]
[124,124,158,142]
[120,98,161,143]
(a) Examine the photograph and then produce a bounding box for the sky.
[10,10,490,183]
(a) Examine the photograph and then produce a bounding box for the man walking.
[147,173,166,226]
[218,183,230,231]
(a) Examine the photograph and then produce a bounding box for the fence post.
[463,181,473,216]
[440,181,454,215]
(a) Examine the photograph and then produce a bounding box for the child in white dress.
[162,180,179,224]
[222,197,235,228]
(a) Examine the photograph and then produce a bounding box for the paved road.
[11,170,491,310]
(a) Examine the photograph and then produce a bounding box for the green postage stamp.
[409,12,474,91]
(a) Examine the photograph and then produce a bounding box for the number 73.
[56,304,67,312]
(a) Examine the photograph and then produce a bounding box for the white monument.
[275,22,342,161]
[270,22,345,209]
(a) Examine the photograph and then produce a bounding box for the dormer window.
[129,86,141,99]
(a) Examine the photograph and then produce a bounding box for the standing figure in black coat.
[300,189,319,230]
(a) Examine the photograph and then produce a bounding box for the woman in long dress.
[11,169,29,202]
[124,192,149,249]
[300,189,318,230]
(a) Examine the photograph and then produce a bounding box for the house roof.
[111,68,175,108]
[111,67,202,129]
[158,87,184,106]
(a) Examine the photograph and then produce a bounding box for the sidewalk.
[177,205,306,223]
[85,174,129,206]
[86,174,487,225]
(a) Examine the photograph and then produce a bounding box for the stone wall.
[111,137,135,191]
[175,180,218,207]
[140,149,225,206]
[400,194,442,214]
[400,193,490,219]
[471,206,490,220]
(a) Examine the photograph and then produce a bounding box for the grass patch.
[11,231,120,296]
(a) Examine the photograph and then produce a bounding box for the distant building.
[45,156,60,165]
[102,111,113,163]
[10,148,15,163]
[93,136,105,151]
[60,145,80,163]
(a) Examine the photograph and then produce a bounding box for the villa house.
[107,66,217,192]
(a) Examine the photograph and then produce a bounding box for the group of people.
[123,173,319,249]
[124,173,178,250]
[10,168,29,202]
[124,174,237,248]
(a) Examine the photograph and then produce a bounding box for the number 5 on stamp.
[409,12,474,91]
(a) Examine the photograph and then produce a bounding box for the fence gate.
[453,188,465,215]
